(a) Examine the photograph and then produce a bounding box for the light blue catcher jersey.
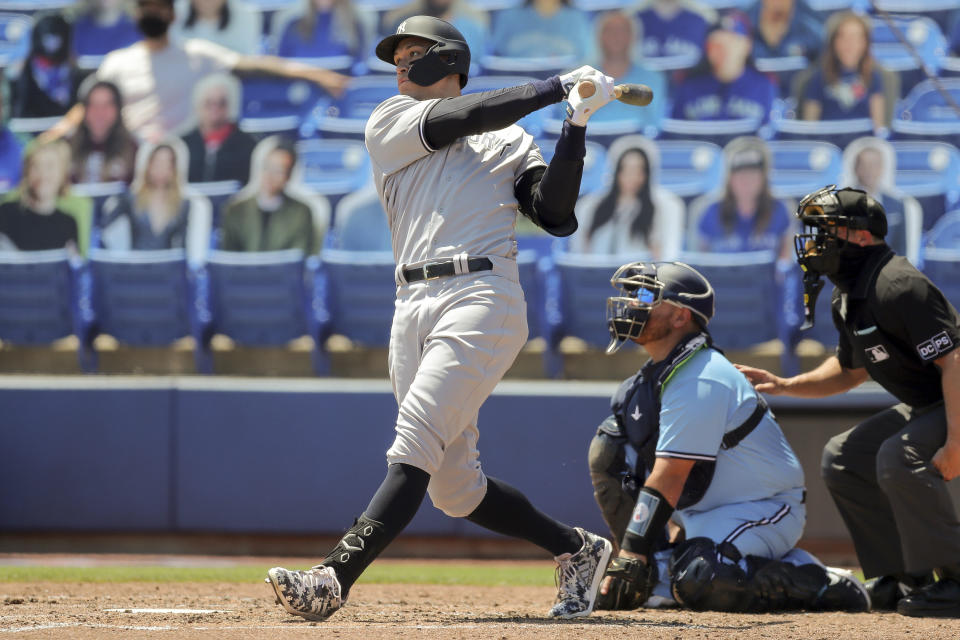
[656,348,804,514]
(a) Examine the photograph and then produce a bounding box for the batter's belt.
[400,256,493,283]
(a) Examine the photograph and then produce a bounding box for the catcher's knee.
[669,537,752,612]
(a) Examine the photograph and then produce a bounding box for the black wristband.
[621,486,674,557]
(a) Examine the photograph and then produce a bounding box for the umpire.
[739,185,960,618]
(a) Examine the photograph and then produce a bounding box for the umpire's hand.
[734,364,787,395]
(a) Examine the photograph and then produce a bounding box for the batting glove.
[558,65,600,96]
[565,71,616,127]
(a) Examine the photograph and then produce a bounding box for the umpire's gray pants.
[821,402,960,578]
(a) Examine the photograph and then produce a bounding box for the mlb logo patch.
[917,331,954,361]
[865,345,889,363]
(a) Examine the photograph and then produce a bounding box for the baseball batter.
[267,16,617,621]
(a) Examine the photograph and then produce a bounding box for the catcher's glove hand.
[595,555,658,611]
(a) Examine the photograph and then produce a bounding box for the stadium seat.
[315,247,396,368]
[312,75,397,138]
[329,187,391,252]
[185,180,242,229]
[0,12,30,65]
[0,1,72,9]
[478,54,577,79]
[871,15,946,92]
[641,52,700,73]
[655,139,724,202]
[0,249,93,369]
[679,250,779,350]
[7,116,62,137]
[516,248,542,339]
[239,76,330,137]
[890,140,960,230]
[544,251,630,377]
[755,55,809,98]
[296,138,372,203]
[922,247,960,310]
[659,117,765,147]
[772,116,874,148]
[203,249,323,373]
[537,138,607,195]
[87,248,210,372]
[766,140,843,199]
[925,209,960,249]
[892,78,960,149]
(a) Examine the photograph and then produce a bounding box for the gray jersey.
[364,94,546,266]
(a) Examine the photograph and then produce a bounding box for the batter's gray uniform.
[365,93,545,517]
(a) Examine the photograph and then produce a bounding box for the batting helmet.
[375,15,471,89]
[793,184,888,277]
[606,262,715,353]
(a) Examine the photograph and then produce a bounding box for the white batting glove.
[559,65,600,96]
[564,71,616,127]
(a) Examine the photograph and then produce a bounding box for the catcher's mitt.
[594,555,658,610]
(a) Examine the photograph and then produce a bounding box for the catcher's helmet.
[606,262,715,354]
[375,15,470,88]
[793,184,887,277]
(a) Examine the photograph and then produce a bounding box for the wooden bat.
[577,81,654,107]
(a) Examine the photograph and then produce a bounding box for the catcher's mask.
[606,262,714,354]
[793,184,887,328]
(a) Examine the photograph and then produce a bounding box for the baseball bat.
[577,81,654,107]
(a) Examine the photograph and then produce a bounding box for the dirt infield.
[3,578,958,640]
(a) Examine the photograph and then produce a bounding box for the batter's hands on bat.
[559,65,600,96]
[565,71,616,127]
[734,364,788,395]
[933,438,960,481]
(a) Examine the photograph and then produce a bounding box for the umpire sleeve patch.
[917,331,954,361]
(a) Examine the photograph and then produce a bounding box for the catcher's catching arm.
[598,456,695,608]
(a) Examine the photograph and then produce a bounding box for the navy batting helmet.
[606,262,715,353]
[376,16,470,89]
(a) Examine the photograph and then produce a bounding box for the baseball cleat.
[814,567,871,612]
[266,565,344,621]
[547,528,613,619]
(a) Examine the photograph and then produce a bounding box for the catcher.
[588,261,871,612]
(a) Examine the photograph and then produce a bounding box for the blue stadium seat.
[315,248,396,361]
[0,1,72,9]
[312,75,397,138]
[544,251,625,377]
[871,15,947,92]
[922,247,960,309]
[943,55,960,77]
[296,138,372,202]
[239,76,330,136]
[87,249,210,372]
[479,54,577,79]
[0,12,29,65]
[772,116,874,148]
[660,117,765,147]
[204,249,323,372]
[330,187,391,252]
[925,209,960,248]
[185,180,242,229]
[7,116,61,137]
[679,250,779,350]
[656,139,724,202]
[756,55,809,98]
[892,78,960,149]
[537,138,607,195]
[0,249,94,369]
[71,182,129,249]
[766,140,843,199]
[890,141,960,230]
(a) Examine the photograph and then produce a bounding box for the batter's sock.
[466,476,582,557]
[321,463,429,594]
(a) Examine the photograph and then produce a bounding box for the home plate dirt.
[2,581,959,639]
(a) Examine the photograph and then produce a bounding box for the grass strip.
[0,563,555,586]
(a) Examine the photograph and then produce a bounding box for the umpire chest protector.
[603,331,768,509]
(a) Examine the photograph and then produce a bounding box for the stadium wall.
[2,377,958,544]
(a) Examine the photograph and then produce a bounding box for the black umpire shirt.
[831,245,960,409]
